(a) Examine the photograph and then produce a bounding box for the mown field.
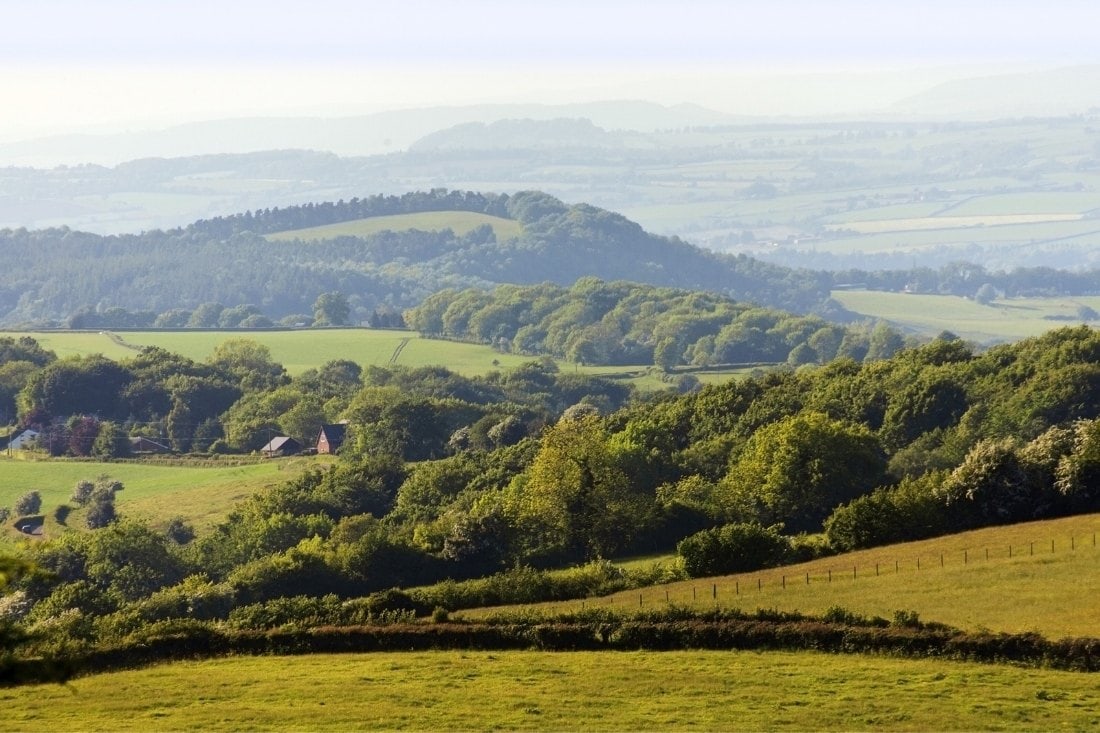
[2,650,1098,731]
[467,513,1100,640]
[0,455,324,540]
[264,211,523,241]
[832,290,1100,343]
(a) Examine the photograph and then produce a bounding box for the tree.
[187,302,225,328]
[91,421,130,458]
[508,414,651,559]
[166,399,194,453]
[71,480,95,506]
[677,522,790,577]
[85,490,117,529]
[312,292,351,327]
[165,517,196,545]
[935,439,1035,527]
[718,412,887,533]
[209,339,287,392]
[67,415,101,457]
[974,283,998,305]
[18,355,134,422]
[14,491,41,517]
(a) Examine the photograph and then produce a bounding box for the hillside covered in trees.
[406,278,900,368]
[2,324,1099,666]
[0,190,831,327]
[4,188,1097,331]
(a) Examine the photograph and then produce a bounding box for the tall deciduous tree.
[312,292,351,327]
[719,412,887,533]
[509,413,650,559]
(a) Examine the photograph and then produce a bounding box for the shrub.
[14,491,41,517]
[677,522,791,577]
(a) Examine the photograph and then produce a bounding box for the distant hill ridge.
[0,190,832,327]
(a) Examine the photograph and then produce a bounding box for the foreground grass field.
[832,290,1100,343]
[3,650,1097,731]
[264,211,523,242]
[0,455,322,539]
[468,513,1100,640]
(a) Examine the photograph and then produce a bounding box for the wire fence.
[579,530,1100,612]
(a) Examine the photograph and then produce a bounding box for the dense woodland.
[0,190,830,326]
[2,323,1099,664]
[3,188,1098,329]
[406,279,902,368]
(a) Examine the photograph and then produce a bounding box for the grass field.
[265,211,523,241]
[10,329,541,377]
[466,514,1100,640]
[830,213,1083,234]
[5,330,717,391]
[832,290,1100,343]
[2,650,1097,730]
[0,455,322,540]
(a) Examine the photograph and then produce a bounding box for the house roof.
[261,436,301,453]
[129,436,170,452]
[9,429,40,449]
[318,423,347,444]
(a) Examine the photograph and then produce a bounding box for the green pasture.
[831,290,1100,343]
[5,330,723,390]
[265,211,523,241]
[0,455,321,539]
[3,650,1098,731]
[470,514,1100,640]
[817,218,1100,254]
[13,331,137,361]
[11,329,535,377]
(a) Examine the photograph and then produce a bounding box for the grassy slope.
[264,211,523,241]
[466,514,1100,640]
[0,455,324,539]
[832,291,1100,343]
[2,651,1097,731]
[3,330,702,390]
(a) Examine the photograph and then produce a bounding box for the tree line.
[406,278,906,368]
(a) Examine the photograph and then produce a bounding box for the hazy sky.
[3,0,1099,140]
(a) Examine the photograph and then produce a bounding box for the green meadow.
[11,329,540,377]
[832,290,1100,343]
[265,211,523,241]
[468,513,1100,640]
[5,329,729,389]
[3,650,1098,731]
[0,455,323,539]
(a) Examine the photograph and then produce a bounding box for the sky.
[3,0,1099,141]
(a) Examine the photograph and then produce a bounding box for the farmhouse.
[7,429,40,450]
[316,423,348,454]
[129,436,171,454]
[261,436,302,458]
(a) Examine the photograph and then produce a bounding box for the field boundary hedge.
[7,611,1100,686]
